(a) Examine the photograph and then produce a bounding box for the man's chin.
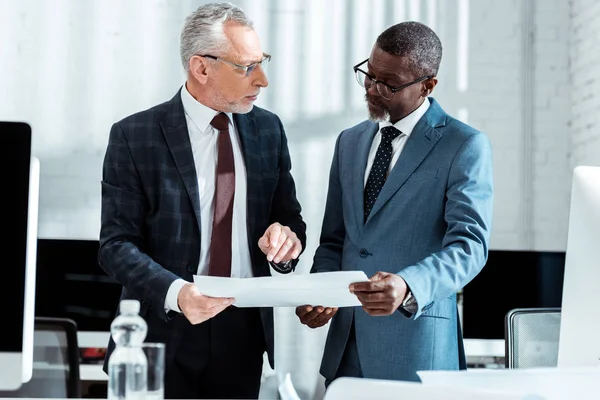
[230,102,254,114]
[367,105,389,122]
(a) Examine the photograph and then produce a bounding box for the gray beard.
[367,108,390,122]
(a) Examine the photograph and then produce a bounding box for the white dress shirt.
[364,98,431,186]
[164,85,254,313]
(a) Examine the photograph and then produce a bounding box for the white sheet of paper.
[417,367,600,400]
[193,271,368,307]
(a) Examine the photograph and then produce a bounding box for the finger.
[354,291,389,304]
[269,224,282,248]
[308,309,336,328]
[273,237,295,263]
[313,308,336,325]
[258,235,270,252]
[350,280,385,293]
[275,227,288,249]
[290,240,303,259]
[296,305,313,317]
[300,307,326,324]
[200,296,235,308]
[266,229,284,261]
[369,271,388,281]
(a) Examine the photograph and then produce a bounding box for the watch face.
[403,291,414,306]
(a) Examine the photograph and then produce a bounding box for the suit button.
[186,265,195,273]
[359,249,369,258]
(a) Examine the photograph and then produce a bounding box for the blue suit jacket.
[314,98,493,382]
[98,89,306,370]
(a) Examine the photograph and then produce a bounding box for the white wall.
[1,0,595,399]
[570,0,600,168]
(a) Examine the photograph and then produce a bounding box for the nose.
[252,64,268,88]
[367,81,379,98]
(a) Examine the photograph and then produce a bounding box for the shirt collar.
[180,84,233,134]
[379,97,431,138]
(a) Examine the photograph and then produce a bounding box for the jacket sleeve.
[397,132,494,319]
[98,122,179,320]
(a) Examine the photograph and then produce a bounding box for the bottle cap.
[119,299,140,315]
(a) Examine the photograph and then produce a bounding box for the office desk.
[77,332,506,381]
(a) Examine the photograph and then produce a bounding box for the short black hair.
[376,21,442,77]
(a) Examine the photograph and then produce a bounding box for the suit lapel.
[365,98,446,224]
[233,112,260,269]
[353,122,379,233]
[160,91,202,232]
[233,112,259,204]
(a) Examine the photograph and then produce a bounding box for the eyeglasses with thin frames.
[200,53,271,77]
[353,58,433,100]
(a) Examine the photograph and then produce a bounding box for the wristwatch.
[401,290,417,312]
[268,259,296,274]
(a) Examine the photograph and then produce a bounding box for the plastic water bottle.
[108,299,148,400]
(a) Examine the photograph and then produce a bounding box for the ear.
[423,77,438,96]
[189,55,210,84]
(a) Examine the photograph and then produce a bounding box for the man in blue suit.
[296,21,493,385]
[99,3,305,399]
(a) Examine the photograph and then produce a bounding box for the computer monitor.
[0,122,39,390]
[557,165,600,367]
[462,250,565,340]
[35,238,122,332]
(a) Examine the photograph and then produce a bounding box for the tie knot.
[380,126,401,142]
[210,113,230,132]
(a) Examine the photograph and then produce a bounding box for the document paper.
[193,271,368,308]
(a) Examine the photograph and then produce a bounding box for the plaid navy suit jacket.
[99,89,306,370]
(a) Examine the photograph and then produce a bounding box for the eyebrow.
[237,53,270,66]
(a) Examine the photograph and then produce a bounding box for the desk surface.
[76,334,506,382]
[77,332,506,356]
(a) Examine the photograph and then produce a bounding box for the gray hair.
[180,2,253,73]
[376,21,442,77]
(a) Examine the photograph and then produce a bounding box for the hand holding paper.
[178,282,235,324]
[296,304,338,328]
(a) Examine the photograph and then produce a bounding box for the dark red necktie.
[208,113,235,277]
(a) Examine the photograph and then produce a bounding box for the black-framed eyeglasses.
[353,59,433,100]
[200,53,271,77]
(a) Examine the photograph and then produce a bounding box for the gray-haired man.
[99,3,306,398]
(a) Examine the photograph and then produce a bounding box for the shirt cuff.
[164,278,187,313]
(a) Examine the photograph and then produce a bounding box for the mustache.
[365,94,385,108]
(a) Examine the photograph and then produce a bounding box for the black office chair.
[504,307,561,369]
[0,317,82,398]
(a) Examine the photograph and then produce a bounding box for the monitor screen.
[35,239,122,332]
[0,121,38,390]
[0,123,30,351]
[462,250,565,340]
[558,166,600,367]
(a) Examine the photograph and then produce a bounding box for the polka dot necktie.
[364,126,401,222]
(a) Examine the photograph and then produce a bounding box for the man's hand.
[295,305,338,328]
[258,222,302,263]
[349,272,408,316]
[177,283,235,324]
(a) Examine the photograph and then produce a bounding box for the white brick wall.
[570,0,600,169]
[532,0,571,250]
